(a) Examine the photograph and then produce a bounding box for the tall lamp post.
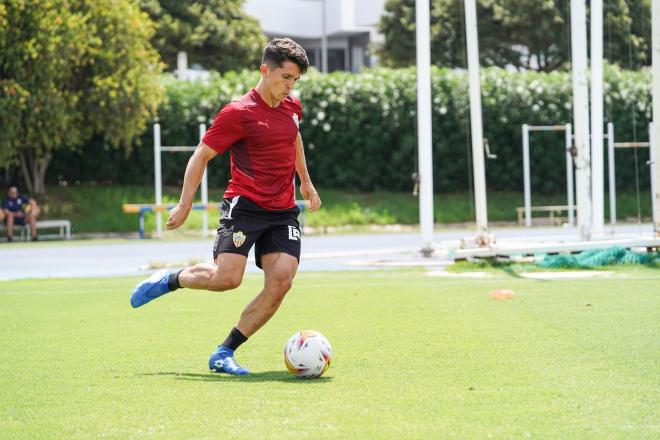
[321,0,328,73]
[415,0,435,256]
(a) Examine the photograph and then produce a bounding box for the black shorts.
[4,214,26,225]
[213,196,301,269]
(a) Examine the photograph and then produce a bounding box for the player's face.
[8,187,17,198]
[265,61,301,100]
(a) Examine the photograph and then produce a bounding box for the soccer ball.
[284,330,332,378]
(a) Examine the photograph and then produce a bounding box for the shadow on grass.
[500,265,526,279]
[141,371,332,383]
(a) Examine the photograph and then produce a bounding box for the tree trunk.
[18,148,51,196]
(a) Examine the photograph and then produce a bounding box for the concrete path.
[0,223,655,281]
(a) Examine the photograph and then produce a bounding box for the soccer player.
[130,38,321,375]
[2,186,41,242]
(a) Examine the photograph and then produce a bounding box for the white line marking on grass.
[347,259,453,268]
[426,271,493,278]
[519,271,615,280]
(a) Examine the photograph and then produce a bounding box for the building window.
[307,49,318,70]
[328,49,345,72]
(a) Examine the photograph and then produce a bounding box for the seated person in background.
[2,186,40,242]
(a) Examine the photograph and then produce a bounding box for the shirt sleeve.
[1,198,8,210]
[202,103,244,154]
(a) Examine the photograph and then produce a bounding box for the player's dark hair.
[262,37,309,74]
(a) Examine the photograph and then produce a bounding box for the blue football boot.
[130,269,171,308]
[209,346,251,375]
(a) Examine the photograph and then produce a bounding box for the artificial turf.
[1,269,659,439]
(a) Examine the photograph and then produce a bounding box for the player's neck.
[255,81,282,108]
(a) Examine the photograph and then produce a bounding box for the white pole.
[522,124,532,227]
[590,0,604,235]
[607,122,616,224]
[653,0,660,236]
[321,0,328,73]
[464,0,489,237]
[177,51,188,81]
[650,122,657,230]
[415,0,434,256]
[199,124,208,237]
[570,0,592,241]
[565,123,575,226]
[154,123,163,238]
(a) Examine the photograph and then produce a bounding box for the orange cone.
[489,289,515,300]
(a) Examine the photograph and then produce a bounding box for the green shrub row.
[48,66,653,195]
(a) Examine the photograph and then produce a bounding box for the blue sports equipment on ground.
[209,346,250,375]
[130,269,171,308]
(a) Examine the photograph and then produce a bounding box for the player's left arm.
[295,132,321,212]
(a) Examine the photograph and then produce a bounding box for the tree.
[0,0,164,195]
[485,0,570,71]
[604,0,651,68]
[138,0,267,73]
[377,0,651,71]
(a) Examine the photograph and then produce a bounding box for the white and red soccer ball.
[284,330,332,378]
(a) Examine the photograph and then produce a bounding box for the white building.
[244,0,387,72]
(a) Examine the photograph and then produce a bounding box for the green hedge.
[48,66,653,195]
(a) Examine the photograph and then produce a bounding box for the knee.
[267,273,293,297]
[263,278,292,312]
[208,272,242,292]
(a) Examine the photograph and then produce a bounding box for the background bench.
[0,223,29,240]
[122,203,219,238]
[122,201,309,238]
[516,205,576,226]
[0,219,71,241]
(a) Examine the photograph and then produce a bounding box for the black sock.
[167,269,183,291]
[221,327,248,351]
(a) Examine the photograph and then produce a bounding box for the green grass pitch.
[1,269,659,438]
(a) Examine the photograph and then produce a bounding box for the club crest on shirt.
[233,231,246,247]
[292,113,300,128]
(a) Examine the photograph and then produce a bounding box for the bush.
[48,65,653,195]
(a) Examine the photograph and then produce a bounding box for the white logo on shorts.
[225,196,240,219]
[288,225,300,241]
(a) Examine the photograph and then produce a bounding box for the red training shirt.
[202,88,303,210]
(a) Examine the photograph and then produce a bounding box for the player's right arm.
[167,143,217,230]
[167,102,242,230]
[1,198,9,216]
